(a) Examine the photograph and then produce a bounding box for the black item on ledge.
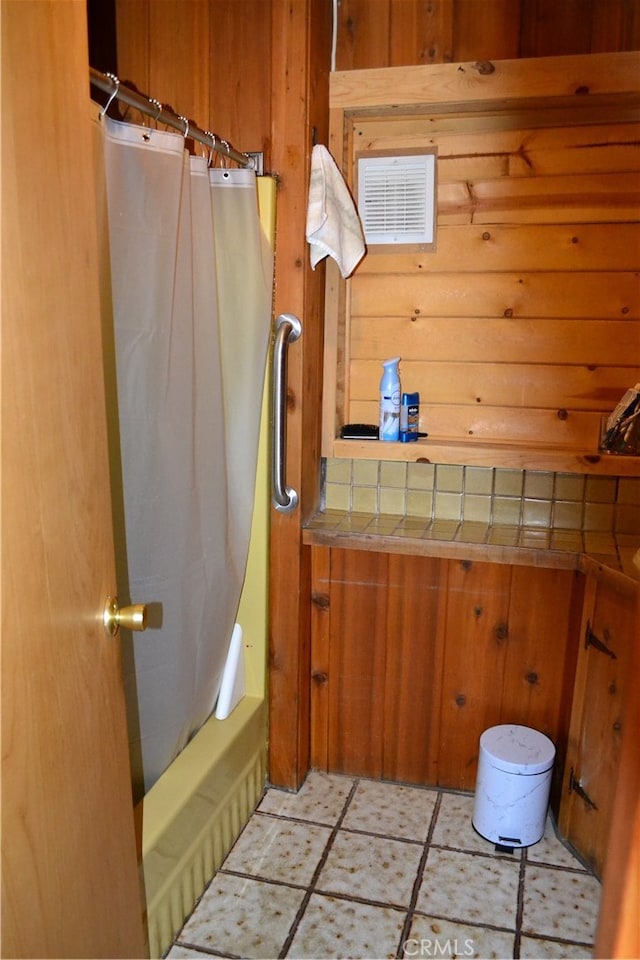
[340,423,380,440]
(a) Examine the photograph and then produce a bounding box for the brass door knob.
[103,596,148,636]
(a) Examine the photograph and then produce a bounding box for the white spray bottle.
[379,357,401,441]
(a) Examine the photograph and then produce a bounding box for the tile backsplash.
[323,459,640,534]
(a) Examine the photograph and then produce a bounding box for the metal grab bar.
[272,313,302,512]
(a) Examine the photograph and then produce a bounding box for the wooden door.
[560,569,637,878]
[1,3,147,957]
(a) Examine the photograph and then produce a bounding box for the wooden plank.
[327,550,389,777]
[335,0,391,70]
[269,0,332,789]
[148,0,211,125]
[351,273,640,319]
[331,436,640,477]
[595,575,640,959]
[115,0,150,89]
[350,317,640,365]
[519,0,595,58]
[347,401,602,448]
[389,0,454,66]
[330,52,640,111]
[438,559,512,790]
[590,0,640,52]
[349,361,640,410]
[203,0,273,164]
[461,171,640,223]
[355,223,640,273]
[310,546,331,771]
[563,573,637,876]
[382,554,445,784]
[501,568,580,785]
[353,107,640,147]
[453,0,521,62]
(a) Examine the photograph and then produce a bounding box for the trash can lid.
[479,724,555,775]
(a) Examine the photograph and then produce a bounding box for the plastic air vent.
[358,153,436,246]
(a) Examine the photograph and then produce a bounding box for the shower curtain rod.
[89,67,254,169]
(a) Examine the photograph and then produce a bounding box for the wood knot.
[312,670,328,685]
[557,408,568,420]
[311,592,330,610]
[472,60,495,75]
[455,694,467,707]
[526,671,539,685]
[461,559,473,571]
[504,308,513,318]
[575,85,590,95]
[495,622,509,642]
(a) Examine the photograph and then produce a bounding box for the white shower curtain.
[93,113,273,796]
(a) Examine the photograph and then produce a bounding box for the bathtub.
[140,696,267,957]
[139,340,272,958]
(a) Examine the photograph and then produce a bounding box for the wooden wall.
[110,1,640,795]
[311,548,584,812]
[323,54,640,472]
[335,0,640,69]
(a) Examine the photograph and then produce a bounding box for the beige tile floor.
[167,773,601,960]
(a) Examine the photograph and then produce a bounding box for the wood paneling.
[595,572,640,958]
[311,548,583,794]
[336,0,392,70]
[325,54,640,470]
[336,0,640,69]
[560,568,638,876]
[327,550,389,775]
[454,0,521,61]
[202,1,273,165]
[438,559,511,789]
[382,554,447,783]
[390,0,454,66]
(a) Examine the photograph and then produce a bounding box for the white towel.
[306,144,365,278]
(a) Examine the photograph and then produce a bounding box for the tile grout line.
[395,791,443,958]
[171,781,601,960]
[512,846,527,959]
[277,777,361,959]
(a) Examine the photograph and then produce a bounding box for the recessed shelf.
[331,437,640,477]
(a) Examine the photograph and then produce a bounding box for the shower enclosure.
[92,86,277,954]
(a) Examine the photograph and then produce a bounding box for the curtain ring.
[179,115,190,140]
[219,139,230,168]
[204,131,217,167]
[148,98,163,127]
[101,72,120,117]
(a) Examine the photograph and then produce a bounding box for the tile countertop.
[302,510,640,585]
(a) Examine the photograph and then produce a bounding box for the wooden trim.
[330,51,640,110]
[268,0,332,789]
[595,575,640,957]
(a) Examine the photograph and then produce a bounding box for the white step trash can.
[472,724,555,848]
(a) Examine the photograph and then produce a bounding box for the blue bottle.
[379,357,401,441]
[400,392,420,442]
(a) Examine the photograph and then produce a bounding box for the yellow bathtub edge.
[141,697,267,957]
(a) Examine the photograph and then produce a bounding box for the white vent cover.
[358,153,436,245]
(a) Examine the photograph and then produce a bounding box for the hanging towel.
[306,144,365,278]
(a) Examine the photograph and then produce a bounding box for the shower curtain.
[93,112,273,796]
